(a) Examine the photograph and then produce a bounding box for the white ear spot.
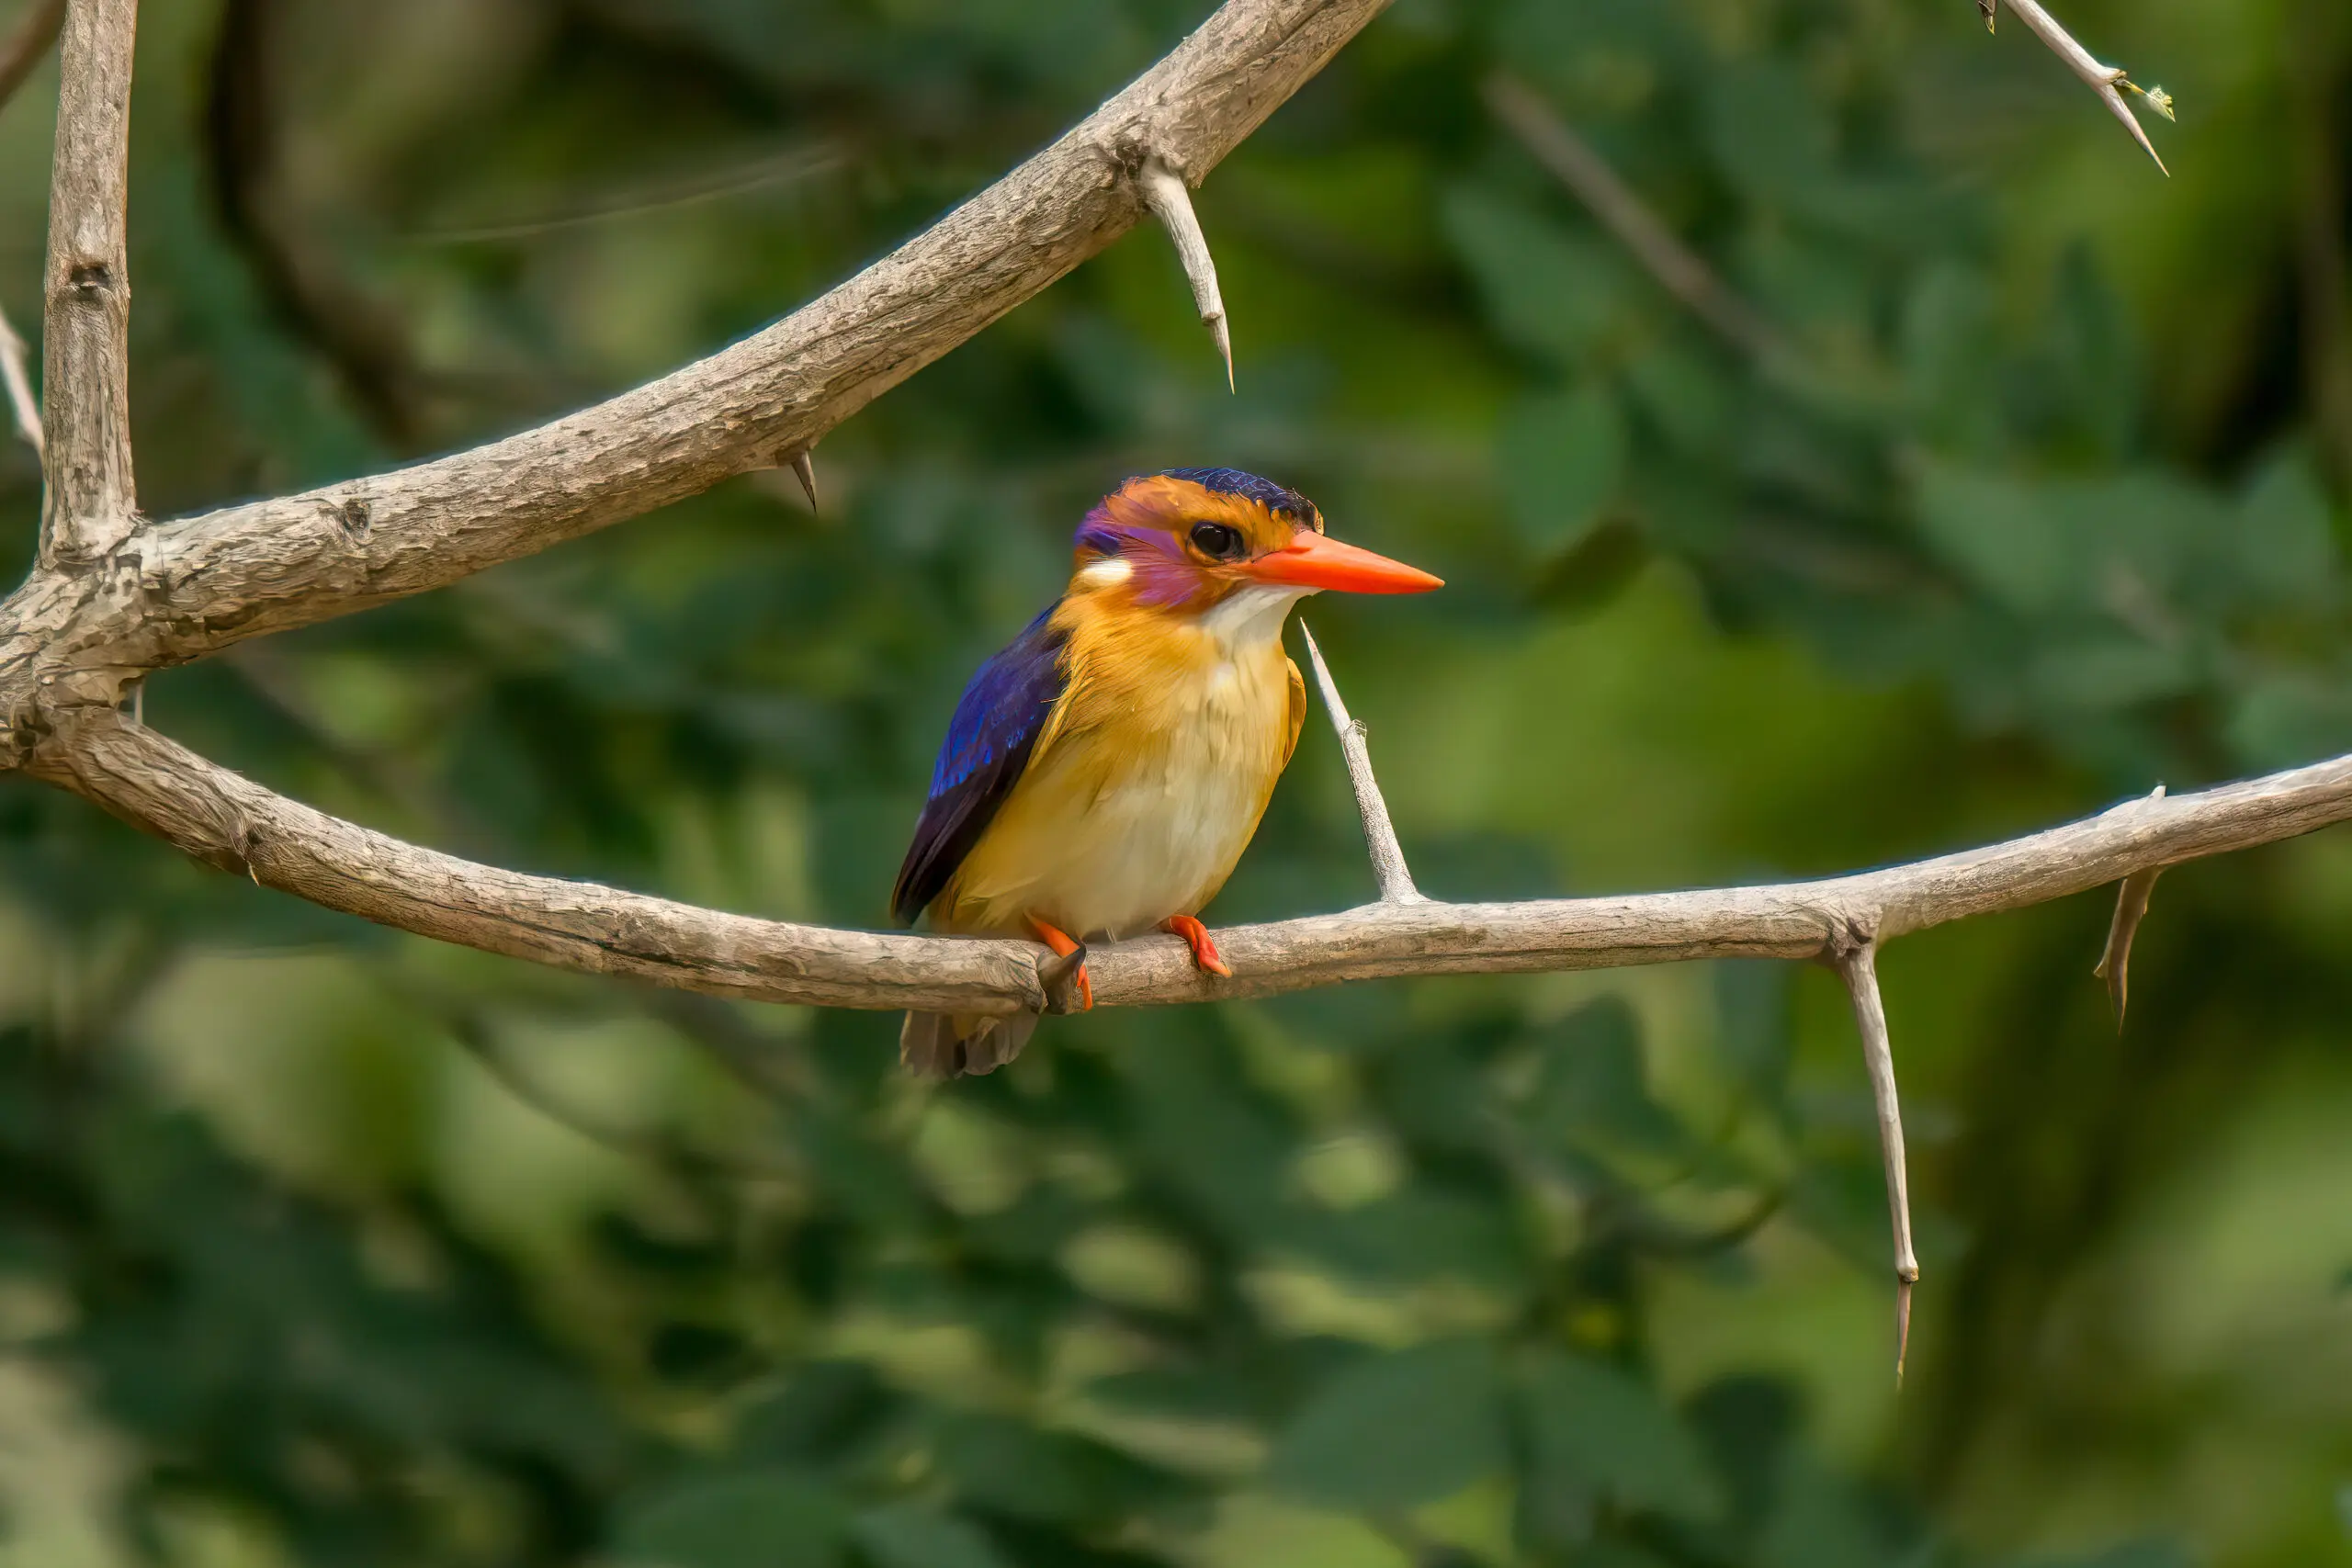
[1077,557,1134,591]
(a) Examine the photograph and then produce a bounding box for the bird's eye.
[1189,521,1245,560]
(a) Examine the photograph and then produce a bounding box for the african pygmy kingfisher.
[891,468,1442,1076]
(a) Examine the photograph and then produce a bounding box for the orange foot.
[1161,914,1232,978]
[1027,916,1092,1010]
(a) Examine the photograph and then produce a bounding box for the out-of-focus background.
[2,0,2349,1564]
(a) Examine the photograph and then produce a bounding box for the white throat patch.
[1198,582,1316,656]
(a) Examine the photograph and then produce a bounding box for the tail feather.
[899,1010,1039,1077]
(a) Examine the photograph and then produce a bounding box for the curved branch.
[0,0,1390,722]
[39,0,139,566]
[34,709,2352,1016]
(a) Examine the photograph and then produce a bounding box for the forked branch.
[0,0,1390,739]
[1995,0,2173,173]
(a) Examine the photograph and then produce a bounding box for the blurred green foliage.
[2,0,2350,1565]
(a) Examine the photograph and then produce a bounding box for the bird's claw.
[1029,918,1094,1012]
[1161,914,1231,978]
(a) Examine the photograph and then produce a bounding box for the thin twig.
[38,0,140,566]
[1996,0,2170,174]
[1830,924,1919,1387]
[0,299,40,455]
[1297,620,1423,904]
[1483,72,1784,364]
[0,0,64,112]
[1136,156,1234,390]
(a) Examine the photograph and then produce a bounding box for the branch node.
[1136,157,1234,392]
[1298,619,1424,905]
[1827,922,1919,1387]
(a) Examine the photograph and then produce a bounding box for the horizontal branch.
[36,708,2352,1015]
[0,0,1388,743]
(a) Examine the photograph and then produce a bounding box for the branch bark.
[0,0,1389,745]
[39,0,138,567]
[33,705,2352,1016]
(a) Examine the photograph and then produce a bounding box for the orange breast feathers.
[933,585,1307,942]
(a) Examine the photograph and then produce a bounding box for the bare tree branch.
[38,0,138,568]
[32,705,2352,1019]
[0,0,1390,743]
[0,0,65,112]
[0,300,39,456]
[30,711,1049,1015]
[1830,925,1919,1385]
[1297,620,1422,904]
[1996,0,2171,174]
[1137,156,1235,389]
[1483,73,1784,365]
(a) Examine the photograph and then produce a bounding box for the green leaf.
[852,1505,1013,1568]
[2231,451,2338,609]
[1501,386,1628,553]
[1521,997,1688,1165]
[1703,61,1833,206]
[1268,1340,1508,1508]
[1515,1350,1721,1523]
[1442,186,1630,367]
[609,1472,850,1568]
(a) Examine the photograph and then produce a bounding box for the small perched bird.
[891,468,1442,1077]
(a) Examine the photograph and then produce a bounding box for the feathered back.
[891,608,1069,924]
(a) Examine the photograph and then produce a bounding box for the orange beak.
[1241,531,1443,594]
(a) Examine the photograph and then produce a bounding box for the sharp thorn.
[1894,1275,1915,1388]
[789,448,820,513]
[2093,864,2164,1028]
[1038,940,1091,1015]
[1137,158,1236,392]
[2098,79,2169,175]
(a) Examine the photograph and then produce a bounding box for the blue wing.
[891,607,1070,924]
